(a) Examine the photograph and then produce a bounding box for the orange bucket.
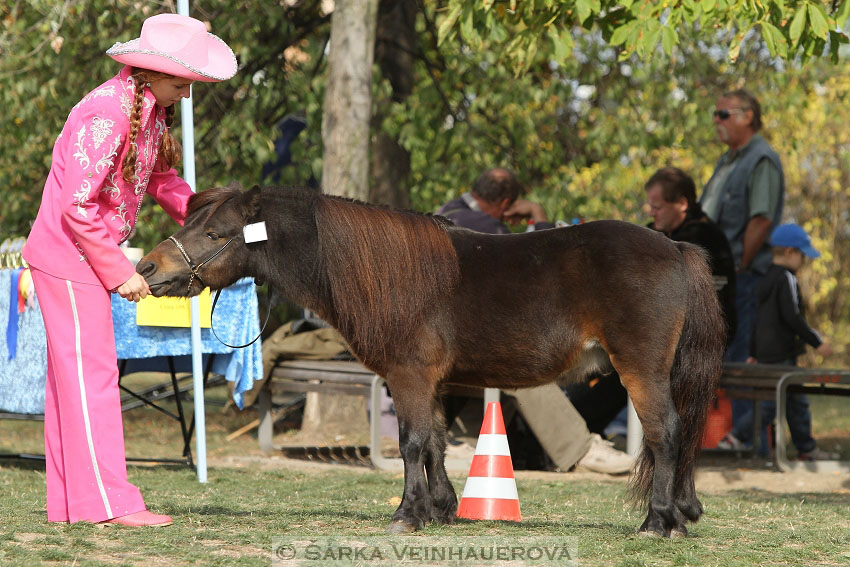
[702,389,733,449]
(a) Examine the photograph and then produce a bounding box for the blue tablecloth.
[111,277,262,409]
[0,272,262,413]
[0,270,47,414]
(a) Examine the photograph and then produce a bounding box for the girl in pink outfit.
[22,13,236,527]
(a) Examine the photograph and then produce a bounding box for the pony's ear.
[242,185,262,222]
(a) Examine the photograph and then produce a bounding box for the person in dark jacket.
[745,223,836,460]
[645,166,737,342]
[436,167,554,232]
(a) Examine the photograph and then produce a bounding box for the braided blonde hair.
[121,68,183,183]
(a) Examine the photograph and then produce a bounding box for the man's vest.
[702,133,785,275]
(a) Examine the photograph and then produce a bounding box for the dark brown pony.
[137,184,724,537]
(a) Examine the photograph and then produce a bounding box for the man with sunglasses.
[699,88,785,450]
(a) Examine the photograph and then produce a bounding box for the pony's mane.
[186,186,241,218]
[315,196,460,367]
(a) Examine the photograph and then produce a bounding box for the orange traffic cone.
[456,401,522,522]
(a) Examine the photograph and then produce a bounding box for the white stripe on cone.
[460,476,519,500]
[473,433,512,456]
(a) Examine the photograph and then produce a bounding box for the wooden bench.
[718,362,850,472]
[257,359,850,473]
[256,360,381,462]
[256,359,487,471]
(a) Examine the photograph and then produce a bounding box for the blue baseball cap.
[769,223,820,258]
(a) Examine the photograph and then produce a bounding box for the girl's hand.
[117,273,150,303]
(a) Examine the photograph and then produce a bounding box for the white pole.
[176,0,206,483]
[626,396,643,457]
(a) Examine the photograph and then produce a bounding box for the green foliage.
[440,0,850,70]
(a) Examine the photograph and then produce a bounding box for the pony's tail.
[630,242,725,517]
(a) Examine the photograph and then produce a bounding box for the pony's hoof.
[637,529,665,538]
[386,520,418,534]
[670,527,688,538]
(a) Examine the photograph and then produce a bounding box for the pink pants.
[31,267,146,523]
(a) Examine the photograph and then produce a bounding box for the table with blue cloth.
[0,268,47,416]
[111,277,263,410]
[1,271,262,466]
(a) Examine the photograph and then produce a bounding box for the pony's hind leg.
[385,372,436,534]
[424,400,458,524]
[620,370,688,537]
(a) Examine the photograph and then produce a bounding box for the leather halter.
[167,234,269,349]
[168,235,235,295]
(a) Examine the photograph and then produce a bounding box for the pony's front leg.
[424,399,457,524]
[386,375,436,534]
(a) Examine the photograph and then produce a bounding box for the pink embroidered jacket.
[23,66,194,291]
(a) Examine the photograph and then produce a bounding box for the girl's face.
[149,76,194,107]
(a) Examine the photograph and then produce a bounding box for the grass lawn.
[1,373,849,566]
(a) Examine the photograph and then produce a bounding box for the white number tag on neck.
[243,221,268,243]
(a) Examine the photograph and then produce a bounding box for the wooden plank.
[271,367,373,383]
[272,359,373,374]
[269,381,370,396]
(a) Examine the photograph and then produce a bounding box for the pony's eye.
[206,231,220,240]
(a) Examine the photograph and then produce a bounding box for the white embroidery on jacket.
[134,127,156,196]
[112,200,131,237]
[72,125,90,169]
[90,116,114,149]
[95,135,122,174]
[72,85,116,110]
[73,179,92,218]
[100,172,121,199]
[74,243,90,265]
[133,155,145,196]
[154,115,165,140]
[120,92,132,117]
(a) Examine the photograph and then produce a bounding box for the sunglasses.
[713,108,746,120]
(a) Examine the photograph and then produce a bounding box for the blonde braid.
[121,75,146,183]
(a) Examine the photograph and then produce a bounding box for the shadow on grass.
[0,456,46,471]
[454,517,637,536]
[0,456,195,473]
[721,490,850,505]
[173,504,386,524]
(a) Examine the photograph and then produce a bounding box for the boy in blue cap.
[747,223,835,460]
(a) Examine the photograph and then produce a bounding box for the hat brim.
[800,245,821,258]
[106,34,236,82]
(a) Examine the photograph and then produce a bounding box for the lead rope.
[209,286,273,349]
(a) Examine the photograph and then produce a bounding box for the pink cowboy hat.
[106,13,236,82]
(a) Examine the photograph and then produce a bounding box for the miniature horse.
[137,184,725,537]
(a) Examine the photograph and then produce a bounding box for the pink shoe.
[100,510,173,527]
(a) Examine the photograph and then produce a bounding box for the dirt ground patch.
[208,453,850,495]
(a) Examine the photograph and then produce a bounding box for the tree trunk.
[304,0,380,445]
[321,0,379,201]
[369,0,416,208]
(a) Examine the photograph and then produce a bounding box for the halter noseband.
[168,235,235,295]
[167,234,270,349]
